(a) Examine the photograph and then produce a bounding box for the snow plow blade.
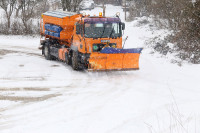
[88,47,143,71]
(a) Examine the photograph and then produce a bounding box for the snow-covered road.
[0,5,200,133]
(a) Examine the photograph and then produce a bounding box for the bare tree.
[61,0,83,12]
[61,0,71,11]
[73,0,83,12]
[35,0,49,17]
[51,1,60,10]
[15,0,23,17]
[20,0,38,33]
[0,0,17,29]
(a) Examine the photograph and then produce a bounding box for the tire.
[44,44,52,60]
[72,51,79,70]
[65,52,72,65]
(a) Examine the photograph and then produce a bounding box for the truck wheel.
[72,51,79,70]
[44,44,52,60]
[65,52,72,65]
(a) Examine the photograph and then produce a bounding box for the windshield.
[84,23,121,38]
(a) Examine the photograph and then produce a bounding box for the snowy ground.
[0,5,200,133]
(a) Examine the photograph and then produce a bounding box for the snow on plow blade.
[88,47,143,71]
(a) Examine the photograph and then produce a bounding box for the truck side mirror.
[121,22,125,30]
[76,23,80,34]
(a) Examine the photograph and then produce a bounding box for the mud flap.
[88,48,143,71]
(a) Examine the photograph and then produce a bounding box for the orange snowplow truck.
[40,11,142,71]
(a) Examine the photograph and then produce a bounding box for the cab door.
[72,22,85,53]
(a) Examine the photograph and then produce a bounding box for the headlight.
[93,45,98,51]
[109,43,116,48]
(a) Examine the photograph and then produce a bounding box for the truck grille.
[93,43,116,52]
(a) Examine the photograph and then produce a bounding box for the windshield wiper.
[99,24,106,38]
[109,27,114,39]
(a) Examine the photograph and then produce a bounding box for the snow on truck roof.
[43,10,77,18]
[84,17,121,23]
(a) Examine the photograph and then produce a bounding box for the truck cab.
[72,15,125,54]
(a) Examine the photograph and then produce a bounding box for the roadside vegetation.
[128,0,200,64]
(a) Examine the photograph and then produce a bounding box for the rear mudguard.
[88,47,143,71]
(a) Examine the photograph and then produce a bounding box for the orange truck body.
[40,10,142,71]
